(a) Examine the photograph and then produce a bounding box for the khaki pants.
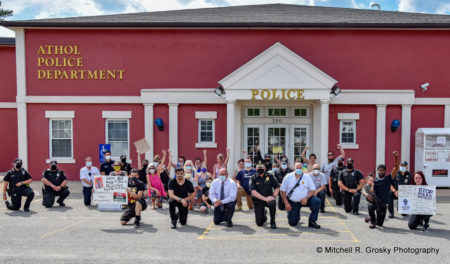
[236,188,254,210]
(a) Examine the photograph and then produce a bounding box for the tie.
[220,182,225,211]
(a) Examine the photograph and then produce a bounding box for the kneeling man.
[121,169,147,228]
[209,168,237,227]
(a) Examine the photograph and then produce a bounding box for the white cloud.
[436,3,450,14]
[398,0,416,12]
[0,26,15,37]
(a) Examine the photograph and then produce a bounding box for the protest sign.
[93,175,128,205]
[134,138,150,155]
[398,185,436,215]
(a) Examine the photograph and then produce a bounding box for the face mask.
[15,163,22,169]
[338,162,344,167]
[149,169,156,174]
[186,166,192,170]
[219,175,226,182]
[185,174,192,180]
[245,162,252,168]
[51,165,57,170]
[143,164,148,169]
[400,166,406,172]
[121,158,126,163]
[201,168,207,173]
[105,155,111,161]
[281,164,287,170]
[206,182,211,188]
[265,159,271,163]
[257,168,265,174]
[347,164,354,170]
[114,165,121,171]
[272,168,278,173]
[313,169,320,175]
[295,169,303,176]
[86,161,92,167]
[129,177,137,185]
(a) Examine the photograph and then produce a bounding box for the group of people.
[2,145,433,232]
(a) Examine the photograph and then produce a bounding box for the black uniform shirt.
[42,169,67,191]
[250,172,280,198]
[330,166,345,185]
[100,160,115,175]
[4,168,31,192]
[274,168,293,183]
[338,169,364,189]
[393,171,412,190]
[121,162,132,174]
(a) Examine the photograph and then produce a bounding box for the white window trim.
[339,119,359,149]
[48,118,74,161]
[291,107,310,117]
[196,119,216,148]
[45,111,75,119]
[244,107,262,117]
[266,107,288,117]
[338,113,360,120]
[102,111,132,119]
[195,111,217,119]
[105,119,130,160]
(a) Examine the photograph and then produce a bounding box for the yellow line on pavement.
[40,213,103,239]
[197,221,214,240]
[326,198,360,242]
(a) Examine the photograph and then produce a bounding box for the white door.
[265,125,289,160]
[291,125,310,163]
[244,125,264,161]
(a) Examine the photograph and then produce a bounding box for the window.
[246,108,261,117]
[106,119,129,158]
[340,120,356,144]
[293,108,309,117]
[50,119,73,158]
[199,120,214,142]
[267,108,287,117]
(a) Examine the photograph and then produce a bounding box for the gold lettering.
[107,70,116,79]
[71,70,78,79]
[271,89,280,99]
[61,70,69,79]
[261,89,270,100]
[297,89,304,99]
[37,46,45,55]
[44,58,54,67]
[281,89,286,100]
[79,70,86,79]
[287,89,295,100]
[88,70,98,79]
[77,58,83,67]
[74,45,81,55]
[118,70,125,80]
[45,45,52,54]
[38,70,45,79]
[37,58,44,67]
[66,58,75,67]
[54,70,62,79]
[54,45,63,55]
[46,70,53,80]
[63,46,73,55]
[99,70,106,80]
[251,89,259,100]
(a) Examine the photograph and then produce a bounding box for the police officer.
[338,158,365,215]
[41,160,70,208]
[262,153,273,171]
[100,150,114,176]
[388,160,411,218]
[329,157,345,206]
[120,155,132,175]
[2,158,34,211]
[250,163,280,229]
[274,159,293,210]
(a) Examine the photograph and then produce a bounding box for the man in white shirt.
[280,162,321,229]
[209,168,237,227]
[80,156,100,206]
[310,163,328,213]
[321,144,345,196]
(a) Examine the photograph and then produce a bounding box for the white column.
[320,100,330,166]
[15,29,28,168]
[144,104,154,160]
[233,101,241,165]
[312,102,321,156]
[376,104,387,167]
[401,104,412,164]
[445,105,450,128]
[169,104,179,164]
[226,100,236,173]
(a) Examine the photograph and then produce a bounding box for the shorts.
[120,199,147,222]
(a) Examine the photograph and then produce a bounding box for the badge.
[302,181,305,184]
[266,176,270,182]
[404,179,408,183]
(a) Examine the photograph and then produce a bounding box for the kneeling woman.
[147,163,167,209]
[408,171,432,231]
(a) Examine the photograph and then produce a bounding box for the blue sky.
[1,0,449,37]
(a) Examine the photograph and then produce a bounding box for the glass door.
[266,125,288,160]
[291,125,310,163]
[244,125,264,162]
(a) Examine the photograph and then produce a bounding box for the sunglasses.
[328,154,334,156]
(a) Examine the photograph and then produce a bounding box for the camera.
[420,83,429,92]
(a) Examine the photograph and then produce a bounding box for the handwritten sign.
[93,176,128,205]
[134,138,150,155]
[398,185,436,215]
[272,146,283,154]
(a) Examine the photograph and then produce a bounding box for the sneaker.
[270,222,277,229]
[171,221,177,229]
[134,221,140,228]
[58,202,66,207]
[226,221,233,228]
[352,211,359,215]
[421,224,429,232]
[24,207,30,212]
[308,221,321,229]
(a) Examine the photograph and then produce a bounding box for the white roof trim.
[45,111,74,119]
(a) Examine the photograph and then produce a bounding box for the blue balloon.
[391,119,400,132]
[155,118,164,131]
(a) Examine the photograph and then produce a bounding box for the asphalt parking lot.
[1,182,449,264]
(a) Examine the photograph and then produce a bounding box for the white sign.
[398,185,436,215]
[436,136,446,146]
[93,176,128,205]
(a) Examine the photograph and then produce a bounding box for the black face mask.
[143,164,148,169]
[338,162,344,167]
[15,163,22,169]
[347,163,354,170]
[121,158,126,163]
[129,176,137,185]
[51,165,57,170]
[257,168,265,174]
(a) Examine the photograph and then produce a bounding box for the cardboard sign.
[93,176,128,205]
[134,138,150,155]
[272,146,283,154]
[398,185,436,215]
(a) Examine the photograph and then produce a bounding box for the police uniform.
[3,168,34,211]
[274,167,293,210]
[121,162,132,175]
[250,172,280,227]
[42,169,70,207]
[330,166,345,205]
[338,169,364,214]
[100,160,115,176]
[388,170,411,216]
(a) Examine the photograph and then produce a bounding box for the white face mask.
[86,161,92,167]
[185,174,192,180]
[313,169,320,175]
[105,155,111,160]
[206,182,212,188]
[400,166,406,172]
[149,169,156,174]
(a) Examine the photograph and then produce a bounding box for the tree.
[0,1,13,21]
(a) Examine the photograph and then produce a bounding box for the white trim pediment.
[219,42,337,101]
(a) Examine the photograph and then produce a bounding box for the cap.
[50,160,58,165]
[120,155,127,159]
[14,158,22,164]
[346,158,354,163]
[400,161,408,166]
[256,162,265,168]
[264,153,271,158]
[338,157,345,162]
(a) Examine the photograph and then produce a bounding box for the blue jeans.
[83,186,93,206]
[287,196,320,226]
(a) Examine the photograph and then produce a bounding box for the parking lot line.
[325,198,360,243]
[40,212,103,239]
[197,221,214,240]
